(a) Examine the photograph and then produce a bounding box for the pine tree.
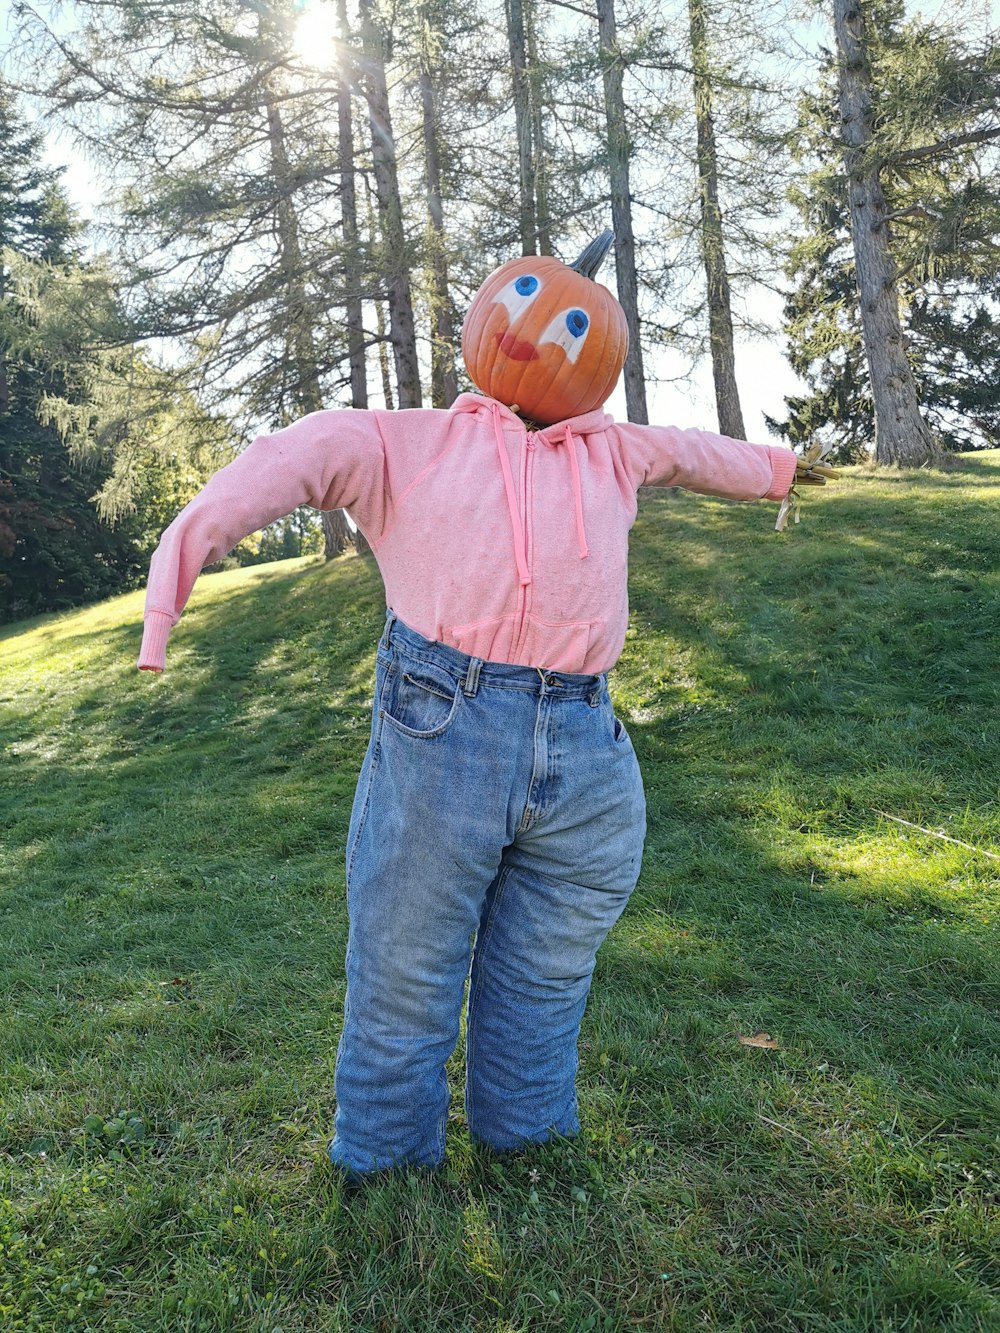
[415,0,459,407]
[0,85,148,621]
[832,0,936,464]
[778,5,1000,458]
[359,0,422,409]
[688,0,745,438]
[15,0,385,552]
[596,0,648,424]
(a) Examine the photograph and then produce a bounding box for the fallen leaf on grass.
[738,1031,780,1049]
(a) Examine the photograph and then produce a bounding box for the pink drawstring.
[491,402,590,582]
[563,424,590,560]
[492,402,531,586]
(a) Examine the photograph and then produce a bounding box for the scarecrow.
[137,230,837,1180]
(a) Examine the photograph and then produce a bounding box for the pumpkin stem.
[569,229,615,280]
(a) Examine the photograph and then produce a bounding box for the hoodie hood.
[450,391,614,441]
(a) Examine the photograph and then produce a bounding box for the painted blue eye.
[566,308,589,337]
[514,275,539,296]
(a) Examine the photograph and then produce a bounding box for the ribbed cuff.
[764,446,799,501]
[137,611,174,672]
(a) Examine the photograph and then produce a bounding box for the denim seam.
[516,693,551,833]
[433,1068,448,1163]
[465,861,515,1133]
[346,680,388,891]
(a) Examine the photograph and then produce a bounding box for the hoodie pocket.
[517,615,598,672]
[447,614,520,663]
[447,613,601,671]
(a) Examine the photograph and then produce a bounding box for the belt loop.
[463,656,482,697]
[380,608,398,654]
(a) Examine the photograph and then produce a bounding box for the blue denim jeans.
[329,611,646,1177]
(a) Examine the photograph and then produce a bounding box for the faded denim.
[328,611,646,1177]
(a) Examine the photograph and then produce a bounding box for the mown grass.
[1,452,998,1332]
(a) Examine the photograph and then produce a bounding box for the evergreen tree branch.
[889,124,1000,166]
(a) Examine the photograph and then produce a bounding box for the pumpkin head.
[460,230,628,425]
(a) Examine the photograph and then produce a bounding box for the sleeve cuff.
[764,447,798,501]
[137,611,174,672]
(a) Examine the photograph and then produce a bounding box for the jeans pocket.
[603,696,631,746]
[380,654,462,739]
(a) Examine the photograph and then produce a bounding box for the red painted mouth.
[495,328,539,361]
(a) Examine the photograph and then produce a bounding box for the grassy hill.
[2,454,999,1331]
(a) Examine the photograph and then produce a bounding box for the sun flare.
[292,1,341,67]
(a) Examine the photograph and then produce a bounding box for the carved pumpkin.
[461,230,628,425]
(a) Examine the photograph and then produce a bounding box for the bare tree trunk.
[264,83,350,558]
[596,0,648,424]
[358,0,422,409]
[336,0,368,413]
[418,5,458,408]
[833,0,935,465]
[689,0,745,439]
[265,95,321,415]
[363,179,396,412]
[335,0,375,559]
[524,0,551,256]
[375,297,394,409]
[506,0,536,255]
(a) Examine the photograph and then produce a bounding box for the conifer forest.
[1,0,998,622]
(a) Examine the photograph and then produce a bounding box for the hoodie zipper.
[511,428,535,660]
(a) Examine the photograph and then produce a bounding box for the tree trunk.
[506,0,536,255]
[336,0,374,559]
[375,295,394,409]
[524,0,551,256]
[833,0,936,465]
[595,0,648,424]
[358,0,422,409]
[688,0,746,439]
[364,178,396,411]
[336,0,368,413]
[264,82,350,558]
[265,92,322,416]
[418,6,458,408]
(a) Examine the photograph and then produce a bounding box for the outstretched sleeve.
[611,421,797,502]
[137,409,386,673]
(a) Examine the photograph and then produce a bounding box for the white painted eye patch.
[537,307,591,363]
[492,274,543,323]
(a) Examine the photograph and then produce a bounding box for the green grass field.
[2,454,999,1331]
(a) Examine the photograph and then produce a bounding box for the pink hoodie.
[137,392,796,675]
